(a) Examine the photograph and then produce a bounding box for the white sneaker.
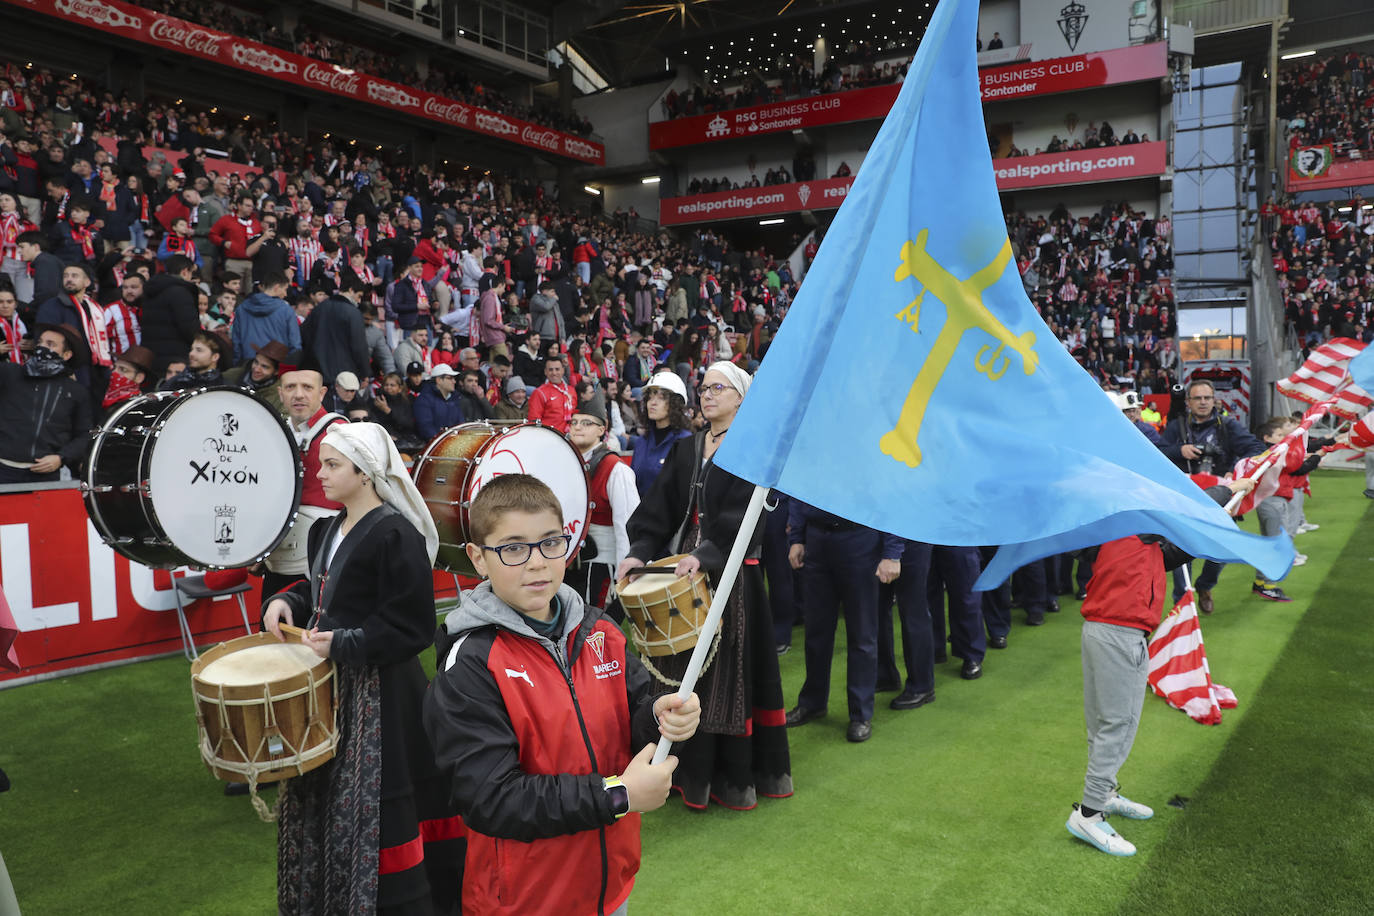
[1297,523,1319,534]
[1292,554,1308,567]
[1067,806,1136,856]
[1104,793,1154,820]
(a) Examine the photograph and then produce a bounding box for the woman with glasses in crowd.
[616,362,792,812]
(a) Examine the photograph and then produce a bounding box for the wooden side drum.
[616,555,715,657]
[190,633,337,785]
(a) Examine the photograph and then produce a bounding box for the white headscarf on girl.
[706,360,752,398]
[322,422,439,566]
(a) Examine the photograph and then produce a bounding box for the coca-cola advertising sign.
[303,62,361,95]
[148,17,225,56]
[10,0,605,165]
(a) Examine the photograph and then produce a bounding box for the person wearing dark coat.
[16,230,64,308]
[1157,379,1265,607]
[301,282,370,385]
[263,423,462,914]
[618,362,792,811]
[139,255,202,375]
[0,323,93,484]
[411,365,465,440]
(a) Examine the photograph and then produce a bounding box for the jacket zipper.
[552,634,611,916]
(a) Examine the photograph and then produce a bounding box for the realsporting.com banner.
[659,177,856,226]
[4,0,605,165]
[649,43,1167,150]
[662,142,1169,223]
[992,141,1167,189]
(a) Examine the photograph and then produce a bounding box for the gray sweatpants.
[1366,452,1374,494]
[1081,620,1149,810]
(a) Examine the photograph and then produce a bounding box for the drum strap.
[308,503,398,624]
[667,431,707,556]
[297,411,347,449]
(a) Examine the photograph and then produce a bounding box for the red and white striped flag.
[0,585,19,672]
[1277,337,1373,420]
[1147,590,1237,725]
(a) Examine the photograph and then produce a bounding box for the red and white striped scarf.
[68,220,95,261]
[0,314,25,364]
[0,211,27,260]
[411,276,429,313]
[73,294,113,367]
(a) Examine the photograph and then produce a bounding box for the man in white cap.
[1115,389,1162,446]
[414,363,464,440]
[324,369,363,415]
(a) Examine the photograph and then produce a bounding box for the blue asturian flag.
[711,0,1293,586]
[1348,340,1374,394]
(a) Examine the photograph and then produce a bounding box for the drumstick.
[278,623,310,641]
[624,568,684,578]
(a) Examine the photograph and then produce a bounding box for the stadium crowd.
[124,0,596,137]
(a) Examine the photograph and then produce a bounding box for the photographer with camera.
[1158,379,1265,612]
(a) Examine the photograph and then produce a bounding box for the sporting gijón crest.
[585,631,621,680]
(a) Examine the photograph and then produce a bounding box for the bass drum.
[85,388,302,569]
[413,421,589,576]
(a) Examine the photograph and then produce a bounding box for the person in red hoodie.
[424,473,699,916]
[1065,476,1254,858]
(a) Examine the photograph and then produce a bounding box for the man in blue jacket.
[231,273,300,364]
[413,363,464,440]
[1157,379,1265,611]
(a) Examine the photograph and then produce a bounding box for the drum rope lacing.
[637,627,722,687]
[193,663,337,823]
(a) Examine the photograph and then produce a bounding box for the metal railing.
[1172,0,1288,31]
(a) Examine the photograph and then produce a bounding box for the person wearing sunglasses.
[616,361,793,812]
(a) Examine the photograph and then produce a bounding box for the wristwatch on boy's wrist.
[602,775,630,819]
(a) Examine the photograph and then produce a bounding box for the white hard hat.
[1113,390,1141,410]
[645,371,687,401]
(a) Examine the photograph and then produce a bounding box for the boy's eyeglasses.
[480,534,572,567]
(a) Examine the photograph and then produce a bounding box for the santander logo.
[423,97,470,125]
[149,18,226,56]
[302,62,361,95]
[55,0,141,30]
[521,126,560,152]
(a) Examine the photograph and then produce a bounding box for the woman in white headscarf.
[616,362,793,812]
[264,422,461,915]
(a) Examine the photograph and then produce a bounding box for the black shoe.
[1026,612,1045,626]
[961,659,983,680]
[988,634,1008,649]
[875,677,903,693]
[934,649,948,663]
[1074,588,1088,601]
[775,643,791,657]
[785,705,826,727]
[846,720,873,742]
[1047,599,1060,613]
[1365,489,1374,499]
[890,688,935,710]
[224,782,250,797]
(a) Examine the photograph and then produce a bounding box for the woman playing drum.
[263,422,461,914]
[616,362,793,811]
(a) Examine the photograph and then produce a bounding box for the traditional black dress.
[626,431,793,810]
[270,503,463,915]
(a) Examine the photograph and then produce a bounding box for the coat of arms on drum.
[220,413,239,436]
[214,505,238,548]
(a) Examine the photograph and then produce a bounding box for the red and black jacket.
[424,584,666,916]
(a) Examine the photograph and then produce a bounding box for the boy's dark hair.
[469,474,563,546]
[1257,416,1292,439]
[262,272,289,290]
[16,230,45,249]
[490,354,511,368]
[164,254,195,276]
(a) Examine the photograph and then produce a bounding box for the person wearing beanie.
[491,373,529,421]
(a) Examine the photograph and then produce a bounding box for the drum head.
[465,424,590,558]
[147,389,301,567]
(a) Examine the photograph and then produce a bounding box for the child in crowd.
[424,474,700,916]
[1066,477,1255,857]
[1252,416,1325,601]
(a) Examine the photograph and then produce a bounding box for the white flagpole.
[651,484,770,766]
